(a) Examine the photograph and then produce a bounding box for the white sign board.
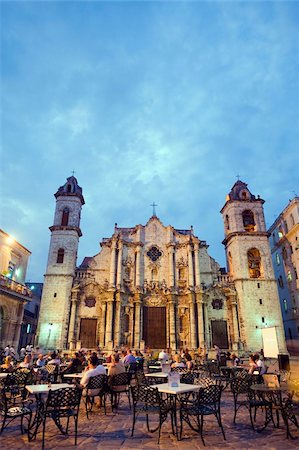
[261,327,279,358]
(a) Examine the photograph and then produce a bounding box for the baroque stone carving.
[85,297,96,308]
[143,295,167,307]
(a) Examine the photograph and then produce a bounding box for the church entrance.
[143,307,166,349]
[79,318,97,348]
[211,320,229,349]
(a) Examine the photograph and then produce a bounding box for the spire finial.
[71,169,76,176]
[236,174,240,181]
[150,202,158,216]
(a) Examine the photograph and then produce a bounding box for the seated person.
[185,353,194,370]
[36,353,46,367]
[171,354,185,368]
[19,354,32,368]
[257,356,268,375]
[158,349,169,363]
[231,353,241,366]
[123,349,136,365]
[80,355,106,394]
[47,352,61,365]
[62,352,82,374]
[248,354,259,374]
[0,356,14,372]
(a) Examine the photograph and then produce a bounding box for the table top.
[251,383,289,392]
[63,372,84,378]
[151,382,203,395]
[145,372,168,378]
[26,383,74,394]
[0,372,8,379]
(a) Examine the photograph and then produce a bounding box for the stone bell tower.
[37,176,84,350]
[220,180,286,353]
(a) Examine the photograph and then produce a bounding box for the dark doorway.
[143,307,166,349]
[79,318,97,348]
[211,320,229,349]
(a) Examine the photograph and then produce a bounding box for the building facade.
[37,177,287,355]
[19,282,43,350]
[0,229,32,349]
[268,197,299,348]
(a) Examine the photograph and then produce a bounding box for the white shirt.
[80,365,106,388]
[158,351,168,362]
[257,359,267,375]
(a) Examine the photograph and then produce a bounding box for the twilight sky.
[1,1,298,282]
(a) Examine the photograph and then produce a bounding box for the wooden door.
[211,320,228,349]
[79,318,97,348]
[143,307,166,349]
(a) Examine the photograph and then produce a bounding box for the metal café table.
[250,383,289,432]
[151,382,203,440]
[145,372,168,379]
[63,372,84,379]
[26,383,75,441]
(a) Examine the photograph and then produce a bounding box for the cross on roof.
[71,170,76,176]
[236,174,240,181]
[150,202,158,216]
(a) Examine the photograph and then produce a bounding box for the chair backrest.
[46,386,82,411]
[86,374,107,390]
[131,384,160,406]
[180,372,197,385]
[127,362,137,374]
[109,371,130,387]
[194,376,216,388]
[197,383,222,405]
[136,371,148,386]
[45,364,58,374]
[230,375,252,395]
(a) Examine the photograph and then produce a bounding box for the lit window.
[248,248,261,278]
[276,253,280,265]
[283,299,288,312]
[287,271,292,282]
[26,324,31,333]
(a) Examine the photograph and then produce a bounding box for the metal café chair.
[130,384,172,444]
[0,387,32,435]
[83,374,108,418]
[179,383,226,446]
[37,386,82,449]
[109,372,131,410]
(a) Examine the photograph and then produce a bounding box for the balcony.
[0,274,32,300]
[217,274,233,287]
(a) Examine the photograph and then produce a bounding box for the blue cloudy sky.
[1,1,298,282]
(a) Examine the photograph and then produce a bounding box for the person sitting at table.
[158,349,169,363]
[19,354,32,368]
[123,349,136,365]
[185,353,194,370]
[61,352,82,374]
[36,353,46,367]
[0,355,14,372]
[231,353,241,366]
[171,354,185,369]
[248,354,259,374]
[47,352,61,365]
[80,355,106,391]
[108,353,125,377]
[256,355,268,375]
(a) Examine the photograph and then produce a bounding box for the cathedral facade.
[36,176,287,354]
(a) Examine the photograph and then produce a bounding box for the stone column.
[105,300,113,345]
[188,244,194,287]
[134,300,141,348]
[116,241,123,288]
[68,291,79,348]
[196,293,205,346]
[169,300,176,351]
[99,302,106,348]
[189,295,197,349]
[203,301,210,347]
[109,239,117,287]
[194,243,201,287]
[168,244,175,287]
[135,244,143,288]
[114,296,121,347]
[230,295,240,349]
